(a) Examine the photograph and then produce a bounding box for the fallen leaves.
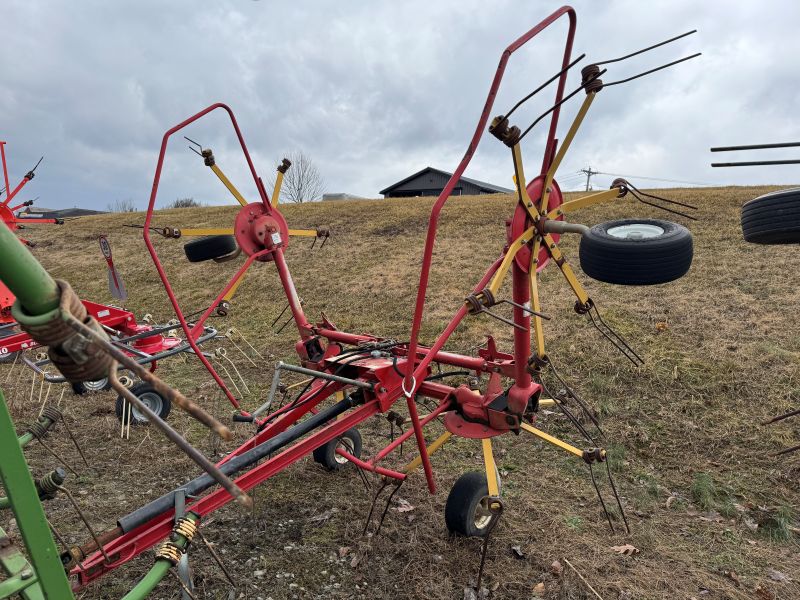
[611,544,640,556]
[550,560,563,576]
[532,582,546,596]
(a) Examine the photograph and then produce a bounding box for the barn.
[379,166,512,198]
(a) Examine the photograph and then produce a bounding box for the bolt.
[20,570,32,580]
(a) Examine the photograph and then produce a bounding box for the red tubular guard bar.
[402,6,577,492]
[143,103,279,411]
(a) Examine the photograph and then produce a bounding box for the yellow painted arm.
[210,164,249,207]
[520,422,583,458]
[287,229,319,238]
[528,238,546,358]
[180,228,235,237]
[548,187,620,218]
[481,438,500,497]
[271,171,285,207]
[403,431,452,474]
[540,92,596,214]
[484,226,535,297]
[541,233,590,305]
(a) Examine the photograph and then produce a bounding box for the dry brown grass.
[4,185,800,599]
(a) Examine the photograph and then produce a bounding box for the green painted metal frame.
[0,391,73,599]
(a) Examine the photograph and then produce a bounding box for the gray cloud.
[1,0,798,210]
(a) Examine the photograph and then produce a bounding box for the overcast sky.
[2,0,799,210]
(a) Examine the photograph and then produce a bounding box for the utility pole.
[580,166,599,191]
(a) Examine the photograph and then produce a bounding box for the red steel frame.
[70,6,581,590]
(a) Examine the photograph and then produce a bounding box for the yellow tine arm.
[548,187,621,219]
[180,228,235,237]
[222,268,249,302]
[288,229,319,238]
[520,422,583,459]
[210,164,249,207]
[540,92,597,214]
[481,437,500,497]
[528,237,546,359]
[541,233,590,305]
[403,431,452,474]
[484,226,535,298]
[511,144,540,222]
[272,171,285,207]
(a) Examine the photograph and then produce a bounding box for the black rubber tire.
[741,188,800,244]
[184,235,237,263]
[579,218,693,285]
[115,382,171,426]
[71,377,111,395]
[312,428,362,471]
[445,471,500,538]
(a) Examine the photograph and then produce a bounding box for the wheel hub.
[234,202,290,262]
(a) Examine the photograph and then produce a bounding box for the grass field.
[4,185,799,599]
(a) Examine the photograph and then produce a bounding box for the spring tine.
[586,305,643,366]
[589,464,615,533]
[604,53,701,87]
[363,480,391,535]
[498,299,551,320]
[170,569,198,600]
[762,407,800,426]
[632,191,698,220]
[519,68,607,142]
[479,307,527,331]
[30,156,44,174]
[310,236,317,250]
[505,53,586,119]
[61,413,91,469]
[538,377,596,444]
[37,437,79,477]
[774,443,800,456]
[595,30,697,65]
[545,360,605,439]
[184,136,203,149]
[270,302,292,328]
[630,185,698,211]
[57,485,111,563]
[196,529,237,589]
[375,481,404,535]
[605,460,630,534]
[275,314,295,335]
[320,234,329,249]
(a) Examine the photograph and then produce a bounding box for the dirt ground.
[3,185,799,599]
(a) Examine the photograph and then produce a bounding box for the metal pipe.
[118,393,360,533]
[711,141,800,152]
[276,362,374,390]
[542,220,589,235]
[0,219,59,315]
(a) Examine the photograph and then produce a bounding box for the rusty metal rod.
[108,371,252,508]
[62,312,232,441]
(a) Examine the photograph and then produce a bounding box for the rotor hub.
[234,202,290,262]
[508,175,564,273]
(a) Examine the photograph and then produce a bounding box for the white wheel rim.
[334,438,355,465]
[607,223,664,240]
[131,391,163,423]
[83,378,108,392]
[474,497,493,530]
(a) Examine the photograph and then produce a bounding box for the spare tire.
[184,235,237,262]
[741,188,800,244]
[579,218,693,285]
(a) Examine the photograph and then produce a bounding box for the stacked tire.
[741,188,800,244]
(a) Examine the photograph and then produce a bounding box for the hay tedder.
[0,6,702,598]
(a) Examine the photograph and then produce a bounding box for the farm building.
[379,166,512,198]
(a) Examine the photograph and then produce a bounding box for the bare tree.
[269,151,325,203]
[168,197,201,209]
[107,198,136,212]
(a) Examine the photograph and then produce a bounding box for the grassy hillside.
[6,186,800,599]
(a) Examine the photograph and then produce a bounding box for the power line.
[593,171,717,187]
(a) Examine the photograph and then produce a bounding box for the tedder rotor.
[0,6,703,597]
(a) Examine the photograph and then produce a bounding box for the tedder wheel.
[445,471,501,538]
[579,218,693,285]
[115,382,171,426]
[312,428,362,471]
[741,188,800,244]
[184,235,238,263]
[71,378,111,395]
